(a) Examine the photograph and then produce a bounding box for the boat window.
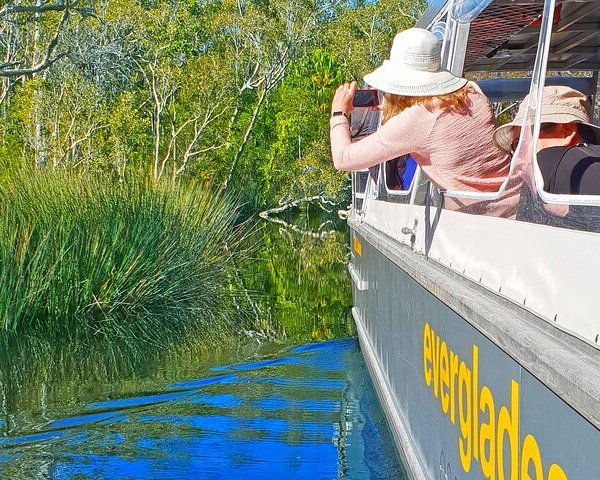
[351,107,380,142]
[478,77,597,105]
[474,72,600,231]
[421,0,600,229]
[383,156,417,193]
[378,157,419,205]
[352,170,369,213]
[515,83,600,232]
[349,106,382,210]
[527,98,600,212]
[352,165,380,214]
[422,0,556,213]
[412,173,435,208]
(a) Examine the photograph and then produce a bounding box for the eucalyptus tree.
[141,52,230,181]
[10,1,143,168]
[218,0,345,191]
[124,1,232,181]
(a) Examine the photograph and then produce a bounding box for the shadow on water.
[0,211,407,479]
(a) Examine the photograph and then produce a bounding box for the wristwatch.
[331,111,347,118]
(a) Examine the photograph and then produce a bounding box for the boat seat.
[538,145,600,195]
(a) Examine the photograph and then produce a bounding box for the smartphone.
[352,89,380,108]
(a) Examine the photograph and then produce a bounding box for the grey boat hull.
[349,219,600,480]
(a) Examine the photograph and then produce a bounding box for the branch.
[259,214,335,239]
[58,123,108,167]
[222,87,267,191]
[259,195,337,218]
[175,105,228,176]
[0,3,72,78]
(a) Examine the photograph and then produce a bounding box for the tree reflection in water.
[247,206,353,341]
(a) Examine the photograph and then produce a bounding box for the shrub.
[0,169,250,344]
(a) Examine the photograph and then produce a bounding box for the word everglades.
[422,323,567,480]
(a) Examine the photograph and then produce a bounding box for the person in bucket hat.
[492,85,600,154]
[329,28,517,216]
[493,86,600,195]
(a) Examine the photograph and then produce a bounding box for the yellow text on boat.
[422,322,567,480]
[353,235,362,257]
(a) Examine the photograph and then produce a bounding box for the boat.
[348,0,600,478]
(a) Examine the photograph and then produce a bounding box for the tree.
[218,0,344,191]
[0,0,419,209]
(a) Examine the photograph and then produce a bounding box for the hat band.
[391,51,441,72]
[382,76,466,95]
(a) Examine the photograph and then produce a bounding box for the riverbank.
[0,210,354,413]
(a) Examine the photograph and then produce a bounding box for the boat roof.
[417,0,600,72]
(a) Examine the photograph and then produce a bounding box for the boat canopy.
[418,0,600,73]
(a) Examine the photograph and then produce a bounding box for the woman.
[330,28,516,215]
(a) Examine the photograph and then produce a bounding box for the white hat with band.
[363,28,468,97]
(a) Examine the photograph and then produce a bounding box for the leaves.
[0,0,419,207]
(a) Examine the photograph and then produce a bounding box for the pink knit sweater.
[330,82,520,216]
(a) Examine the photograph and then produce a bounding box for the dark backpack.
[538,144,600,195]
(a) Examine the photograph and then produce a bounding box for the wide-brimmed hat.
[493,85,600,152]
[363,28,467,97]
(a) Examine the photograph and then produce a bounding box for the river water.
[0,215,407,479]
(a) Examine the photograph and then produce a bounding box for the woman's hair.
[382,84,474,125]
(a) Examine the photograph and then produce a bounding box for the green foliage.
[321,0,423,79]
[0,169,251,343]
[0,0,419,209]
[229,49,350,207]
[105,92,153,175]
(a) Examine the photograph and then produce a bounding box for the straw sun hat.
[493,86,600,152]
[364,28,467,97]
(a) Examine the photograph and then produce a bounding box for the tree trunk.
[222,87,266,191]
[33,0,45,166]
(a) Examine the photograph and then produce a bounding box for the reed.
[0,169,251,344]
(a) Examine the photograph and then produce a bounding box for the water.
[0,339,405,479]
[0,214,406,479]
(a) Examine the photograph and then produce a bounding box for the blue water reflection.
[0,338,406,479]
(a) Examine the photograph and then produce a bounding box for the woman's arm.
[330,106,434,172]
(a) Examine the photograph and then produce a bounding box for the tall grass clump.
[0,169,251,344]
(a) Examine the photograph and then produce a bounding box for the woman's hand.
[331,81,357,116]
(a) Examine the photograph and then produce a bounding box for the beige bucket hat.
[493,85,600,152]
[364,28,467,97]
